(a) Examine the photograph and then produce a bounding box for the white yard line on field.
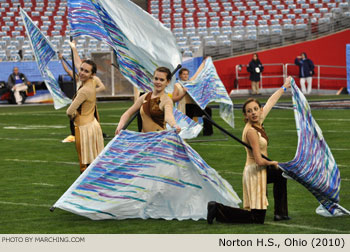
[265,221,350,233]
[32,183,55,187]
[0,137,60,141]
[3,125,66,130]
[0,201,51,208]
[4,159,78,165]
[100,122,118,126]
[219,171,242,176]
[0,112,68,117]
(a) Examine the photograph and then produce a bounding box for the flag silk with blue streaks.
[68,0,181,92]
[53,130,241,220]
[20,8,71,110]
[279,78,350,217]
[182,57,235,128]
[166,108,203,139]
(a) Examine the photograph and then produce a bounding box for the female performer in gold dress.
[207,76,292,224]
[115,67,180,134]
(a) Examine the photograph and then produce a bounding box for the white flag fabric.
[53,130,241,220]
[20,8,71,109]
[182,57,235,128]
[166,108,203,139]
[68,0,181,92]
[279,78,350,217]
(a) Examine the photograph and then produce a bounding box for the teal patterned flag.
[68,0,181,92]
[279,78,350,216]
[68,0,203,137]
[20,8,71,110]
[166,108,203,139]
[182,57,235,128]
[53,130,241,220]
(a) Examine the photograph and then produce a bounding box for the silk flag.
[20,8,71,110]
[53,130,241,220]
[68,0,181,92]
[182,57,235,128]
[166,108,203,139]
[279,78,350,216]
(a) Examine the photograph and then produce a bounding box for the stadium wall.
[214,29,350,93]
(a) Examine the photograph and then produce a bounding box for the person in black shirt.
[295,52,314,95]
[247,53,264,95]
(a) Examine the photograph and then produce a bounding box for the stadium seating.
[148,0,350,56]
[0,0,349,62]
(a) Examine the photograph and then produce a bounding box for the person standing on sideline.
[247,53,264,95]
[66,42,105,173]
[207,76,292,225]
[7,67,29,105]
[172,60,213,136]
[295,52,314,95]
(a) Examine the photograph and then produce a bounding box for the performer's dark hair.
[155,67,172,81]
[179,68,189,75]
[82,59,97,74]
[242,98,262,123]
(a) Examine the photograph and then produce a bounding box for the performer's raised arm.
[261,76,291,122]
[68,41,82,70]
[59,52,74,78]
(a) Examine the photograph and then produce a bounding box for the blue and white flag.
[166,108,203,139]
[68,0,181,92]
[20,8,71,110]
[53,130,241,220]
[182,57,235,128]
[279,78,350,217]
[67,0,201,137]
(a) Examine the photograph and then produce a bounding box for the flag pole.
[58,52,73,70]
[202,112,271,161]
[70,36,77,95]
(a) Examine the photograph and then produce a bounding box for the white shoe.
[62,135,75,143]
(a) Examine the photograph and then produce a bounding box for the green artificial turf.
[0,95,349,234]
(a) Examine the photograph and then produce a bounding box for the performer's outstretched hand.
[115,125,123,135]
[68,40,77,49]
[268,161,279,169]
[283,76,292,89]
[174,125,181,134]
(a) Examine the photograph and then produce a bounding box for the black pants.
[69,119,75,136]
[267,166,288,216]
[185,104,213,136]
[137,111,142,132]
[215,202,266,224]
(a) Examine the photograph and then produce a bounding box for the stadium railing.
[235,63,347,91]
